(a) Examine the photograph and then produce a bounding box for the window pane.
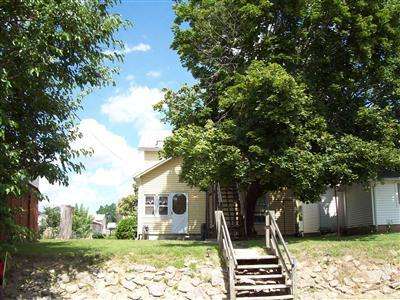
[159,196,168,206]
[159,206,168,215]
[145,196,154,205]
[254,215,266,224]
[172,194,187,215]
[145,206,154,215]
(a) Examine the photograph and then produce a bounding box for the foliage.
[97,203,117,223]
[92,232,105,239]
[115,216,137,240]
[0,0,126,240]
[39,206,60,237]
[72,204,93,239]
[117,185,138,217]
[156,0,400,230]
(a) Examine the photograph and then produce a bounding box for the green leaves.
[160,0,400,202]
[0,0,125,239]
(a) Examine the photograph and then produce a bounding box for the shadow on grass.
[4,241,108,299]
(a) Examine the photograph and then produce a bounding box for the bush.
[92,232,105,239]
[115,216,137,239]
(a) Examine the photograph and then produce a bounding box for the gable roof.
[134,158,172,180]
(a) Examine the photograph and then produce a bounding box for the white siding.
[301,203,320,233]
[320,188,345,231]
[345,184,373,227]
[374,182,400,225]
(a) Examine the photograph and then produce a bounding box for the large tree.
[156,0,400,233]
[0,0,126,239]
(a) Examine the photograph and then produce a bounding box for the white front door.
[170,193,188,234]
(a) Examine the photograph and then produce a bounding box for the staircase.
[215,210,296,300]
[235,254,293,299]
[217,184,244,239]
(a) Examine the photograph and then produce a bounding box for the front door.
[170,193,188,234]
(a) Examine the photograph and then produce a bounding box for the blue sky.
[40,0,193,213]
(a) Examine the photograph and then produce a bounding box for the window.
[254,196,268,224]
[158,195,168,215]
[145,195,155,215]
[172,193,187,215]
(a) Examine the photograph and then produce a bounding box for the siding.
[374,182,400,225]
[266,191,296,235]
[320,188,345,231]
[137,158,206,235]
[144,150,161,164]
[301,203,320,233]
[344,184,373,227]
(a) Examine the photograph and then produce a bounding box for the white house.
[301,178,400,234]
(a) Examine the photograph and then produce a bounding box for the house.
[300,176,400,235]
[0,180,40,240]
[134,134,206,239]
[92,214,107,235]
[106,222,117,235]
[134,134,297,239]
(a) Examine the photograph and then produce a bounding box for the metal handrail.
[216,210,237,299]
[270,211,295,268]
[216,210,238,267]
[265,210,296,295]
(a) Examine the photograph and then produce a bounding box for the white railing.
[215,210,237,299]
[265,210,297,296]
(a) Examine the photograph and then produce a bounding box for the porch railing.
[215,210,237,299]
[265,210,297,295]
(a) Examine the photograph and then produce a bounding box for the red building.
[0,183,39,240]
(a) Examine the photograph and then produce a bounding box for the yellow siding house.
[134,137,206,239]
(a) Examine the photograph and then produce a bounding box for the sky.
[40,0,194,214]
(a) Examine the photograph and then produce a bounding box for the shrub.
[115,216,137,240]
[72,204,92,238]
[92,232,105,239]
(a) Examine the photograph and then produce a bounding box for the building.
[135,134,297,239]
[92,214,107,235]
[300,178,400,235]
[0,180,40,240]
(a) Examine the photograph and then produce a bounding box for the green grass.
[239,232,400,263]
[11,239,219,268]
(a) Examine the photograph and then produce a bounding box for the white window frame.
[144,194,156,216]
[144,194,171,217]
[157,194,169,216]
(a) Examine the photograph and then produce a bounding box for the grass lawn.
[11,239,219,268]
[239,232,400,264]
[6,232,400,269]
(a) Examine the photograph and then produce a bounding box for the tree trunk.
[59,205,74,240]
[245,181,264,236]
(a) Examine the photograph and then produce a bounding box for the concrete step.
[237,264,281,270]
[236,295,293,300]
[236,274,284,280]
[235,284,289,291]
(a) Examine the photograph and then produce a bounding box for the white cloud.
[40,119,145,213]
[146,71,161,78]
[104,43,151,55]
[101,86,168,137]
[125,74,135,82]
[126,43,151,53]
